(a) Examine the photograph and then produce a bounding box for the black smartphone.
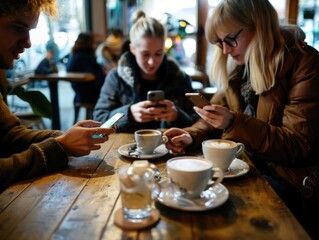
[147,90,166,108]
[185,93,210,108]
[92,113,125,138]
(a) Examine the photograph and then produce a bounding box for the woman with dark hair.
[67,33,106,122]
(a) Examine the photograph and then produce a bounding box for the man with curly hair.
[0,0,115,192]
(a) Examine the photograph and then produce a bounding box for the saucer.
[157,179,229,211]
[224,158,250,178]
[118,143,169,159]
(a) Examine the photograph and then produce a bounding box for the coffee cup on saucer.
[134,129,168,155]
[202,139,245,173]
[166,156,224,199]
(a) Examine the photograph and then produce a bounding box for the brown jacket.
[0,94,69,192]
[186,32,319,190]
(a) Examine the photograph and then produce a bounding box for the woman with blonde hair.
[163,0,319,236]
[94,17,197,132]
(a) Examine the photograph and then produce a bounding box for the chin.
[236,60,245,65]
[0,60,13,69]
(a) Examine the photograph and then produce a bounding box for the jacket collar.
[117,51,169,87]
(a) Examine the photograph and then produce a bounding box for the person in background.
[67,32,106,121]
[96,29,124,75]
[35,48,58,74]
[93,16,198,133]
[0,0,115,193]
[163,0,319,237]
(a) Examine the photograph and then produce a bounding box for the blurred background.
[6,0,319,131]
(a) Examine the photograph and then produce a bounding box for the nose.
[222,43,232,55]
[147,57,155,65]
[20,32,32,49]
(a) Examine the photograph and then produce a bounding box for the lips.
[12,50,24,59]
[231,54,239,59]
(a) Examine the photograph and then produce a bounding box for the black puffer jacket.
[93,52,198,132]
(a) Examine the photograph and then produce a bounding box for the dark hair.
[71,33,95,54]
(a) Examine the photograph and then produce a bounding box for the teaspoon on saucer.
[177,196,216,208]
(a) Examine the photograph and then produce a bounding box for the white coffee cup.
[202,139,245,172]
[134,129,168,155]
[166,156,224,199]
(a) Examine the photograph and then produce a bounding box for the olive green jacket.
[186,31,319,190]
[0,94,69,192]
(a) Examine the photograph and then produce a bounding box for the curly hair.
[0,0,57,17]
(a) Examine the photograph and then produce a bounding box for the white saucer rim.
[224,158,250,178]
[118,143,168,159]
[157,180,229,212]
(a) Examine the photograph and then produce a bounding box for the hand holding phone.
[147,90,166,108]
[92,113,125,138]
[185,93,210,108]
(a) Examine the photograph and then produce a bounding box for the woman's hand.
[56,120,115,157]
[130,101,158,123]
[194,104,234,129]
[163,127,193,154]
[130,100,178,123]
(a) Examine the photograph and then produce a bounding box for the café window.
[13,0,86,72]
[144,0,197,67]
[298,0,319,49]
[107,0,198,68]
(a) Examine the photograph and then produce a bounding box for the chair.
[1,68,47,129]
[73,102,95,124]
[16,112,46,129]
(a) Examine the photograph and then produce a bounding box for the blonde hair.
[129,17,166,47]
[206,0,285,94]
[0,0,57,17]
[130,10,146,25]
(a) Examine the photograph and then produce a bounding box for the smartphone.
[147,90,166,108]
[92,113,125,138]
[185,93,210,108]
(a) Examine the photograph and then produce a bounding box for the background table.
[0,133,311,240]
[28,72,95,130]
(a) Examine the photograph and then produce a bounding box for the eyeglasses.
[215,29,244,48]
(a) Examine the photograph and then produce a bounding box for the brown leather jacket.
[186,32,319,190]
[0,94,69,192]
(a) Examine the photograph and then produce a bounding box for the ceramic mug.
[202,139,245,172]
[166,156,224,199]
[134,129,168,155]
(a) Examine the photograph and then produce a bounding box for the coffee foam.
[205,140,235,149]
[168,159,211,171]
[136,130,159,136]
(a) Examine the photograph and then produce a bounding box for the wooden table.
[0,133,311,240]
[28,72,95,130]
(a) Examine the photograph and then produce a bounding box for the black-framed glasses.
[215,29,244,48]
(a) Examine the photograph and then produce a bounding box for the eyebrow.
[217,31,235,41]
[11,18,38,30]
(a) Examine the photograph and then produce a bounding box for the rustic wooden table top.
[28,72,95,82]
[0,133,311,240]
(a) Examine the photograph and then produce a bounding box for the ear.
[129,43,136,55]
